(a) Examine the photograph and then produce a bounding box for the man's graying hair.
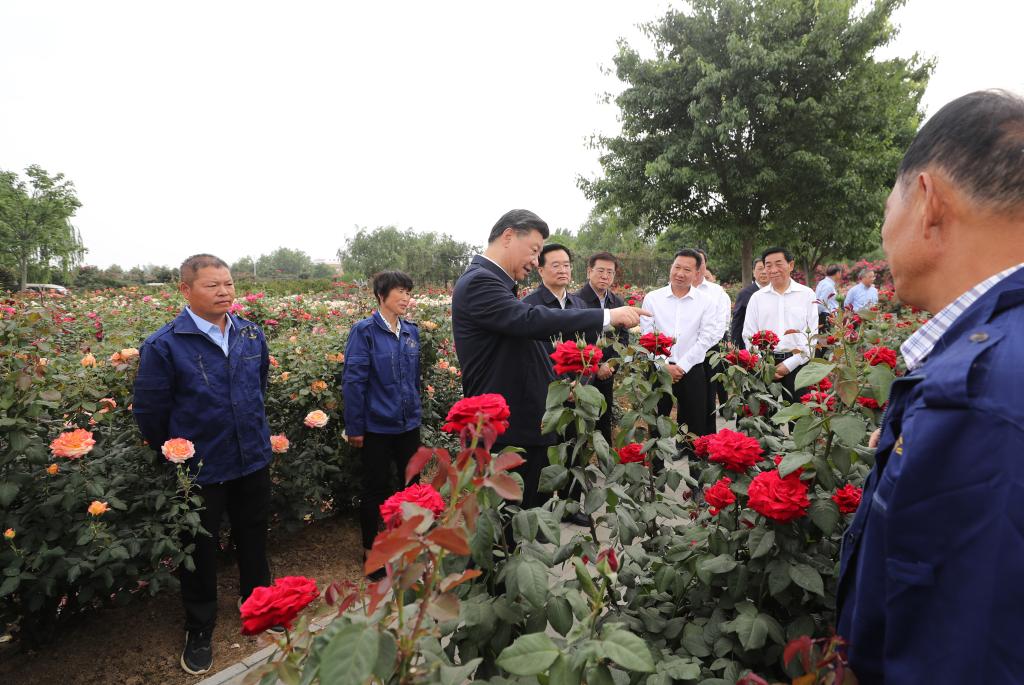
[898,89,1024,212]
[488,209,550,243]
[180,254,229,284]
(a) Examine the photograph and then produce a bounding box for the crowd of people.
[128,89,1024,682]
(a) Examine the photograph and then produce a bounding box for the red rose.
[627,298,636,306]
[750,330,780,351]
[856,396,881,410]
[240,576,318,635]
[638,332,675,356]
[814,377,833,392]
[832,484,863,514]
[550,340,603,376]
[747,470,810,523]
[724,349,760,370]
[617,442,647,464]
[704,477,735,515]
[826,335,838,345]
[596,547,619,571]
[863,346,898,369]
[442,393,510,435]
[692,434,712,457]
[705,428,764,472]
[800,391,836,414]
[379,483,446,527]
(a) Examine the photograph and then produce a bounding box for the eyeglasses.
[591,268,615,276]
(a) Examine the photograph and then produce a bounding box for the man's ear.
[918,171,949,243]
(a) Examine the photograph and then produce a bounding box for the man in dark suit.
[575,251,629,445]
[452,209,648,508]
[730,258,769,347]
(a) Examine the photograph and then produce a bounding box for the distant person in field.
[815,264,842,328]
[730,258,769,347]
[341,270,422,580]
[451,209,649,509]
[837,89,1024,684]
[133,254,274,676]
[844,268,879,312]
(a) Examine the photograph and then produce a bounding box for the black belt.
[774,351,796,361]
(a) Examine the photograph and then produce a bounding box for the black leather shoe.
[564,512,591,527]
[180,629,213,675]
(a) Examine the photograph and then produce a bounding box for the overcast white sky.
[1,1,1022,269]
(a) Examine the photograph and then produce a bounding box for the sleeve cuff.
[783,355,804,372]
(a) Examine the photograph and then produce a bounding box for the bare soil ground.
[0,514,362,685]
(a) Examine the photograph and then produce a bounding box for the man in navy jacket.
[837,90,1024,683]
[133,255,274,676]
[452,209,648,508]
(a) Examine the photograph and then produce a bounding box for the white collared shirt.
[479,254,611,326]
[742,279,819,372]
[694,279,731,343]
[185,306,233,356]
[639,284,719,372]
[375,310,401,338]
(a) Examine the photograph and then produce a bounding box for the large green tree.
[581,0,931,283]
[339,227,476,286]
[0,166,84,290]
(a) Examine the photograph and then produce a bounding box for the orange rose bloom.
[46,463,59,475]
[310,380,328,394]
[50,428,96,459]
[80,353,97,367]
[3,528,14,540]
[87,501,109,517]
[303,410,329,428]
[270,434,290,454]
[97,398,117,414]
[161,438,196,464]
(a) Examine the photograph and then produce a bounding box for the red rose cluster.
[832,483,863,514]
[240,576,319,635]
[379,483,446,527]
[747,469,811,523]
[703,428,764,472]
[692,434,712,457]
[741,403,769,417]
[704,477,735,515]
[724,349,760,370]
[442,393,511,436]
[550,340,603,375]
[863,346,898,369]
[856,396,882,410]
[800,391,836,414]
[638,332,675,356]
[617,443,647,465]
[750,330,780,351]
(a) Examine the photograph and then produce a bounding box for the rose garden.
[0,276,917,684]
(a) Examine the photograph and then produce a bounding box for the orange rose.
[303,410,329,428]
[80,353,97,367]
[420,321,439,331]
[279,372,290,382]
[87,501,109,517]
[50,428,96,459]
[120,347,139,361]
[310,380,328,394]
[97,398,117,414]
[161,438,196,464]
[270,434,290,454]
[46,463,59,475]
[268,355,279,367]
[3,528,14,540]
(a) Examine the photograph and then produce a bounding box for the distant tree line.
[338,227,477,286]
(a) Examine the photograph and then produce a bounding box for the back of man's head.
[488,209,550,243]
[898,89,1024,214]
[826,264,841,277]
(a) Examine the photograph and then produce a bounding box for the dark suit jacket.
[452,256,604,447]
[730,281,761,347]
[575,282,629,360]
[522,283,587,352]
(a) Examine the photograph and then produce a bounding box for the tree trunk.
[19,255,28,291]
[740,235,755,284]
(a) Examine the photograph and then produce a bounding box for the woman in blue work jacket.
[341,270,422,572]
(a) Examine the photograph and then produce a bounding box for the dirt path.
[0,514,363,685]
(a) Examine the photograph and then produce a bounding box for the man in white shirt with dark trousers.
[640,248,720,439]
[693,248,731,433]
[742,246,820,400]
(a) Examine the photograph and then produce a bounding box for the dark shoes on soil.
[563,511,591,527]
[181,629,213,675]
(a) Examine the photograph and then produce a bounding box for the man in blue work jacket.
[837,90,1024,683]
[133,254,274,676]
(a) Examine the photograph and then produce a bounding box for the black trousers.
[182,466,272,632]
[656,363,711,438]
[702,356,726,435]
[360,428,421,550]
[779,358,807,401]
[593,375,615,446]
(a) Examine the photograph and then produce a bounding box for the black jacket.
[522,283,587,353]
[452,256,603,446]
[730,281,761,347]
[575,282,629,359]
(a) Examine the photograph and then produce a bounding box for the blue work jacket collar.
[169,308,257,357]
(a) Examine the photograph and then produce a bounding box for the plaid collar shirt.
[901,262,1024,371]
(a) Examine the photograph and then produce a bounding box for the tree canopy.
[581,0,932,282]
[339,227,476,286]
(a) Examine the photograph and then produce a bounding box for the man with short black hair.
[524,243,584,314]
[452,210,649,508]
[134,254,275,675]
[837,89,1024,683]
[742,246,819,399]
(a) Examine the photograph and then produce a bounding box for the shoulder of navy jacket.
[921,326,1004,408]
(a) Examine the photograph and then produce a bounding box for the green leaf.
[549,655,582,685]
[749,528,775,559]
[317,623,380,685]
[373,631,398,681]
[698,554,737,575]
[681,622,712,658]
[867,363,895,404]
[496,632,560,676]
[539,465,569,493]
[584,487,606,515]
[575,383,606,415]
[794,362,835,391]
[546,381,572,410]
[789,563,825,596]
[0,576,19,597]
[541,407,571,435]
[662,658,702,680]
[536,509,562,546]
[771,403,811,425]
[0,482,19,508]
[791,416,821,448]
[548,596,574,636]
[515,558,549,608]
[599,628,655,672]
[513,510,539,543]
[440,657,482,685]
[830,414,865,447]
[776,452,813,478]
[809,498,840,536]
[768,560,791,596]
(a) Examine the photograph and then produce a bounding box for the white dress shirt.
[694,279,731,344]
[639,285,719,372]
[742,279,819,372]
[185,306,233,356]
